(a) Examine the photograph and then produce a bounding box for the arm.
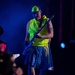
[25,22,30,45]
[37,21,54,39]
[1,43,6,52]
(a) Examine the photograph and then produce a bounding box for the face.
[33,10,42,20]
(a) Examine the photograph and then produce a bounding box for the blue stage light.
[60,42,65,48]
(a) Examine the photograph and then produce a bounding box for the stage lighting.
[60,42,65,48]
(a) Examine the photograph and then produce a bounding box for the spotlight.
[60,42,65,48]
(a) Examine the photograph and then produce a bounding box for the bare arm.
[47,20,54,38]
[37,20,54,39]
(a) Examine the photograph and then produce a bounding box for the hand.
[36,33,42,38]
[25,41,29,46]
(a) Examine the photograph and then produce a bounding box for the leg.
[48,44,54,71]
[39,70,47,75]
[28,65,36,75]
[39,70,46,75]
[48,50,54,71]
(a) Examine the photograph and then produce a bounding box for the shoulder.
[29,18,35,22]
[0,40,7,48]
[43,15,49,20]
[27,18,36,26]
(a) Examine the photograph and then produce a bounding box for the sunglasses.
[32,11,39,15]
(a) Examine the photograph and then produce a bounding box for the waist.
[32,38,50,46]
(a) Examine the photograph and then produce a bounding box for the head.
[0,52,16,75]
[31,5,42,20]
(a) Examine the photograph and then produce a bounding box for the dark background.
[0,0,75,75]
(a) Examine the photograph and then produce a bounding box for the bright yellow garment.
[28,15,51,55]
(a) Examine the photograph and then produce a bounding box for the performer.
[0,26,7,52]
[24,5,54,75]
